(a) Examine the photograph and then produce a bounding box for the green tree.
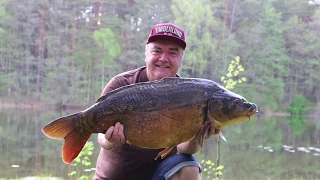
[93,28,121,90]
[0,0,11,96]
[1,0,320,112]
[254,3,290,110]
[172,0,215,77]
[283,13,320,107]
[288,94,307,115]
[68,141,95,180]
[172,0,239,80]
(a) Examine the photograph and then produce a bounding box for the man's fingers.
[105,122,125,146]
[105,126,114,141]
[114,122,125,143]
[113,122,120,137]
[118,123,125,144]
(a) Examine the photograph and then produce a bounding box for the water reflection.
[198,115,320,180]
[1,109,319,179]
[287,115,306,135]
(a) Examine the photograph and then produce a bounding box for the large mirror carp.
[42,77,257,164]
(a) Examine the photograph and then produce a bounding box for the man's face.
[145,41,184,81]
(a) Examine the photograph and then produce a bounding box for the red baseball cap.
[146,23,186,49]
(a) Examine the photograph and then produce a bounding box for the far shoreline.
[0,99,88,111]
[1,99,319,118]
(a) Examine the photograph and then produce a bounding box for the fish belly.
[119,105,205,149]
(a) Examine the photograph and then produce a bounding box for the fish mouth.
[247,109,258,121]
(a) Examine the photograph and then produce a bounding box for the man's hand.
[98,122,126,150]
[204,120,220,139]
[177,121,220,154]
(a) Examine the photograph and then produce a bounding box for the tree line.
[0,0,319,113]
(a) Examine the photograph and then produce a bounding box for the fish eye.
[233,99,241,104]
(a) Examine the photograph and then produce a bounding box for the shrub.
[288,94,307,115]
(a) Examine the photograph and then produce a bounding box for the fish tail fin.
[42,112,92,164]
[62,127,91,164]
[42,112,80,139]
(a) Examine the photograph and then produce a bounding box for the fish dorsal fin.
[95,83,139,103]
[95,77,198,104]
[96,94,107,103]
[95,78,179,103]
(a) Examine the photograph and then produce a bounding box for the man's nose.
[159,52,169,61]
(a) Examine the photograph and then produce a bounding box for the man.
[94,23,219,180]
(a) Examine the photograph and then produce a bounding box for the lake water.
[1,108,319,180]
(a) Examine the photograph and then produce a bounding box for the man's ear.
[180,54,184,67]
[145,44,148,58]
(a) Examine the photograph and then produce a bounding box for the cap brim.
[147,35,186,49]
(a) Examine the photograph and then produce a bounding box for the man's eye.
[169,52,177,56]
[152,50,161,53]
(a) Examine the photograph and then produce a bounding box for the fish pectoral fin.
[155,146,176,160]
[200,123,211,148]
[218,131,227,142]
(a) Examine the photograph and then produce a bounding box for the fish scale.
[42,77,257,164]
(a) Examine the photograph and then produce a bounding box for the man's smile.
[155,64,170,69]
